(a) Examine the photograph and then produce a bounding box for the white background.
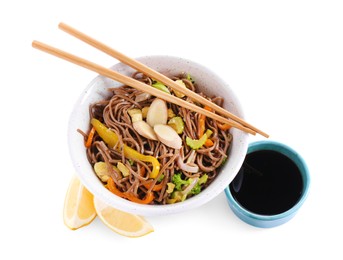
[1,0,342,259]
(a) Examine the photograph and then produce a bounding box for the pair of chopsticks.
[32,23,268,138]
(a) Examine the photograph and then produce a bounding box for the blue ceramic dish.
[224,140,310,228]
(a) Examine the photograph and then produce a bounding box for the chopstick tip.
[32,40,39,48]
[58,22,71,31]
[58,22,65,28]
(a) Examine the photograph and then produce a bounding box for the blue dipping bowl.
[224,140,310,228]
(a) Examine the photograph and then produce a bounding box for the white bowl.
[68,55,249,216]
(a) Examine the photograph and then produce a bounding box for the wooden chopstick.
[58,22,268,138]
[32,40,256,135]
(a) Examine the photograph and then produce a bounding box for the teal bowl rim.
[224,140,310,223]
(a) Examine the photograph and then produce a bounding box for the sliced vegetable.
[177,155,199,173]
[132,121,158,140]
[91,118,160,178]
[218,123,231,131]
[181,177,199,195]
[127,191,154,204]
[166,183,175,194]
[154,124,182,149]
[203,129,214,147]
[166,198,177,204]
[107,177,154,204]
[186,150,196,164]
[171,191,187,202]
[186,129,213,150]
[197,115,206,138]
[186,134,208,150]
[124,145,160,179]
[146,98,168,127]
[173,79,186,98]
[94,161,113,182]
[204,139,214,147]
[117,162,130,177]
[141,106,149,118]
[85,126,96,148]
[91,118,118,147]
[128,108,143,123]
[167,108,175,119]
[197,106,213,138]
[198,174,209,185]
[205,129,213,138]
[143,180,163,191]
[190,174,208,195]
[167,116,184,134]
[152,81,170,94]
[141,167,163,191]
[135,92,151,102]
[139,166,146,177]
[168,177,199,203]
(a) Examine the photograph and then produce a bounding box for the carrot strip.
[125,192,154,204]
[197,106,213,138]
[107,177,154,204]
[197,115,206,138]
[204,139,214,147]
[139,166,146,177]
[106,177,126,198]
[218,123,231,131]
[203,106,213,112]
[139,167,163,191]
[143,181,163,191]
[85,126,96,148]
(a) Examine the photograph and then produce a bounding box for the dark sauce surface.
[230,150,303,215]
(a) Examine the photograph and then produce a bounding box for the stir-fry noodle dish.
[78,72,233,205]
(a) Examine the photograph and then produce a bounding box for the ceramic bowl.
[68,55,249,216]
[225,140,310,227]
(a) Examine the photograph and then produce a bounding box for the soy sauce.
[229,150,303,215]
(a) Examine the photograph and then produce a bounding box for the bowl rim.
[224,140,310,221]
[68,55,249,216]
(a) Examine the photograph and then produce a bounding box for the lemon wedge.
[93,197,154,237]
[63,175,96,230]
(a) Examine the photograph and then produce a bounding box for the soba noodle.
[79,72,232,205]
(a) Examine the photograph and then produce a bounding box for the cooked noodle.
[82,72,232,205]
